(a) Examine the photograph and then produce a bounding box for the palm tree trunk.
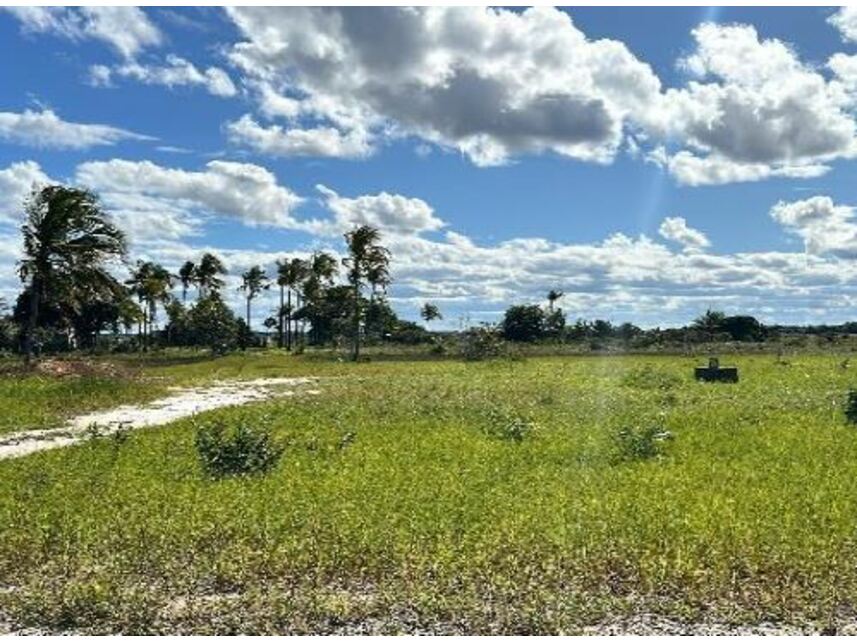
[286,289,292,351]
[23,279,40,364]
[278,285,285,349]
[352,281,360,361]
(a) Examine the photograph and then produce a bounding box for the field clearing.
[1,351,857,633]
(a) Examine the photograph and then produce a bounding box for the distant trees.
[343,225,390,361]
[17,185,127,360]
[196,253,227,298]
[239,265,269,331]
[126,260,174,351]
[178,261,196,302]
[502,304,546,342]
[421,303,442,326]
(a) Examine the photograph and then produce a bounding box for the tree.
[302,252,338,345]
[276,257,308,351]
[239,265,269,333]
[196,253,227,299]
[692,309,726,334]
[126,260,174,351]
[178,260,196,302]
[18,185,126,361]
[501,304,546,342]
[421,303,442,326]
[185,293,240,354]
[547,289,564,312]
[343,225,390,361]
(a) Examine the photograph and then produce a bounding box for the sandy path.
[0,377,320,461]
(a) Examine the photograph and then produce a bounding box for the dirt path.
[0,377,320,460]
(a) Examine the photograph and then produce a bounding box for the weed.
[610,425,673,463]
[194,416,284,478]
[845,389,857,425]
[483,407,537,442]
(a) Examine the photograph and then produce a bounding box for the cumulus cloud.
[0,109,152,149]
[75,159,305,241]
[829,7,857,43]
[313,185,445,236]
[658,217,710,250]
[4,6,162,58]
[0,161,52,223]
[225,115,372,158]
[225,6,661,164]
[646,23,857,185]
[91,55,237,97]
[770,195,857,257]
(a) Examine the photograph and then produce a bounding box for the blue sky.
[2,6,857,329]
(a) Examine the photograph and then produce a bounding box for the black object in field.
[695,357,738,383]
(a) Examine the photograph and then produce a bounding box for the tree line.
[2,185,853,362]
[0,184,435,361]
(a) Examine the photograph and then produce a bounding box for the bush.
[194,416,284,478]
[483,407,537,443]
[845,389,857,425]
[610,425,673,463]
[460,325,505,361]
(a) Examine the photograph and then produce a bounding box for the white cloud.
[5,6,162,58]
[649,147,830,187]
[658,216,710,250]
[225,115,373,158]
[91,55,237,98]
[225,6,662,166]
[644,23,857,185]
[0,161,52,223]
[313,185,445,236]
[770,195,857,257]
[0,109,152,150]
[75,159,305,241]
[829,7,857,43]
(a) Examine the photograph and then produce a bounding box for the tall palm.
[547,289,564,312]
[343,225,390,361]
[304,252,338,345]
[178,260,196,302]
[276,257,310,351]
[239,265,269,332]
[18,185,126,361]
[196,252,227,299]
[126,260,173,351]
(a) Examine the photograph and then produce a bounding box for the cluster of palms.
[15,184,397,361]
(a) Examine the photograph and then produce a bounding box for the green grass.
[1,352,857,632]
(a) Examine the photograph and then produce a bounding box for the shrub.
[194,416,284,478]
[622,365,682,390]
[610,425,673,463]
[845,389,857,425]
[460,325,505,361]
[483,408,537,443]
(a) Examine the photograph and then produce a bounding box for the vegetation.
[194,415,284,478]
[0,352,857,633]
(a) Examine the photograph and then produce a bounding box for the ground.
[0,349,856,634]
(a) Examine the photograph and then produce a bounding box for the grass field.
[1,350,857,633]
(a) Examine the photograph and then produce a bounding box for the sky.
[3,6,857,329]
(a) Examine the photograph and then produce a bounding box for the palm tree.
[18,185,126,362]
[421,303,442,326]
[547,289,564,312]
[343,225,390,361]
[126,260,174,351]
[276,258,307,351]
[178,260,196,302]
[239,265,269,332]
[196,252,227,299]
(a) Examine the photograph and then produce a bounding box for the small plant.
[194,416,284,478]
[483,408,537,443]
[610,425,673,463]
[845,389,857,425]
